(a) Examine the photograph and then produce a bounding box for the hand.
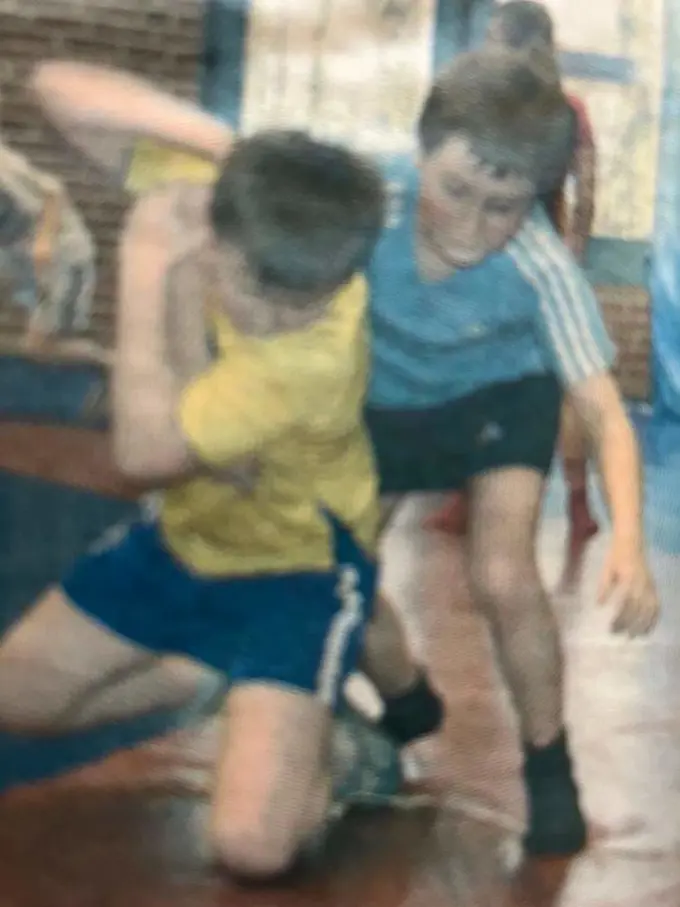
[598,540,659,637]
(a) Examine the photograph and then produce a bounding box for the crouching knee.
[210,814,301,880]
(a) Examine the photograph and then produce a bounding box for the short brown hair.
[418,48,575,194]
[210,130,385,300]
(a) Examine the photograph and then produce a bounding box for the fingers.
[598,556,660,638]
[610,578,659,638]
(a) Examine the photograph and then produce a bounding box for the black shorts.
[365,374,563,495]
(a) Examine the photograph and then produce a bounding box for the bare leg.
[559,398,599,591]
[359,493,419,695]
[0,588,215,734]
[467,467,586,855]
[560,397,598,540]
[209,684,333,878]
[357,494,444,744]
[467,468,562,747]
[360,592,419,697]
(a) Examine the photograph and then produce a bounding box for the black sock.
[378,672,444,745]
[524,730,572,778]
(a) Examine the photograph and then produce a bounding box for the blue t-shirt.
[367,162,616,410]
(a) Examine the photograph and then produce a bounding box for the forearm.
[113,311,187,481]
[165,268,212,385]
[113,221,193,480]
[588,403,644,550]
[31,62,232,164]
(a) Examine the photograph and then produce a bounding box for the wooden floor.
[1,422,680,905]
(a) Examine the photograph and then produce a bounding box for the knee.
[468,551,540,621]
[210,811,299,880]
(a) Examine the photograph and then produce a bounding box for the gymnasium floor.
[0,405,679,906]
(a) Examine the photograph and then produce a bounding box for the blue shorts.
[61,516,377,709]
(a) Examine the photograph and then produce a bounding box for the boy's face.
[208,240,330,336]
[417,135,534,269]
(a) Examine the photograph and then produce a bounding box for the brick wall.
[0,0,205,349]
[598,286,651,401]
[0,2,653,401]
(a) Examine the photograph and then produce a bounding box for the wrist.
[611,528,644,558]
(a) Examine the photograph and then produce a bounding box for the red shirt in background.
[541,93,595,233]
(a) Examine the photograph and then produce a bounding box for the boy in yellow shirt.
[0,117,402,878]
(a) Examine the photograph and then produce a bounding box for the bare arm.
[30,62,233,183]
[568,371,642,551]
[113,188,206,481]
[115,184,264,493]
[517,213,656,634]
[160,186,213,383]
[165,259,213,385]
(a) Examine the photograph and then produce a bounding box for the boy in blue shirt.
[29,48,658,861]
[360,48,657,857]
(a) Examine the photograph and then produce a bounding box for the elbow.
[113,438,162,483]
[29,62,66,108]
[586,400,634,456]
[113,423,192,485]
[114,447,184,486]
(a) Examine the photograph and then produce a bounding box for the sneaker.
[329,704,409,815]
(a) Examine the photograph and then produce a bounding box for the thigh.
[0,586,153,726]
[467,467,546,599]
[469,467,546,554]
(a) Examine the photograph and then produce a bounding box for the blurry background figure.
[424,1,600,588]
[432,0,498,54]
[0,141,96,354]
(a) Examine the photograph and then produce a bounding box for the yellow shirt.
[125,141,379,577]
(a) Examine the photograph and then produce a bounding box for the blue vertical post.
[199,0,250,125]
[650,0,680,420]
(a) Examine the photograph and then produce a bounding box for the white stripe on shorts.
[316,564,365,706]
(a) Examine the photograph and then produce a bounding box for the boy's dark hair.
[490,1,554,50]
[418,48,575,194]
[209,130,385,300]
